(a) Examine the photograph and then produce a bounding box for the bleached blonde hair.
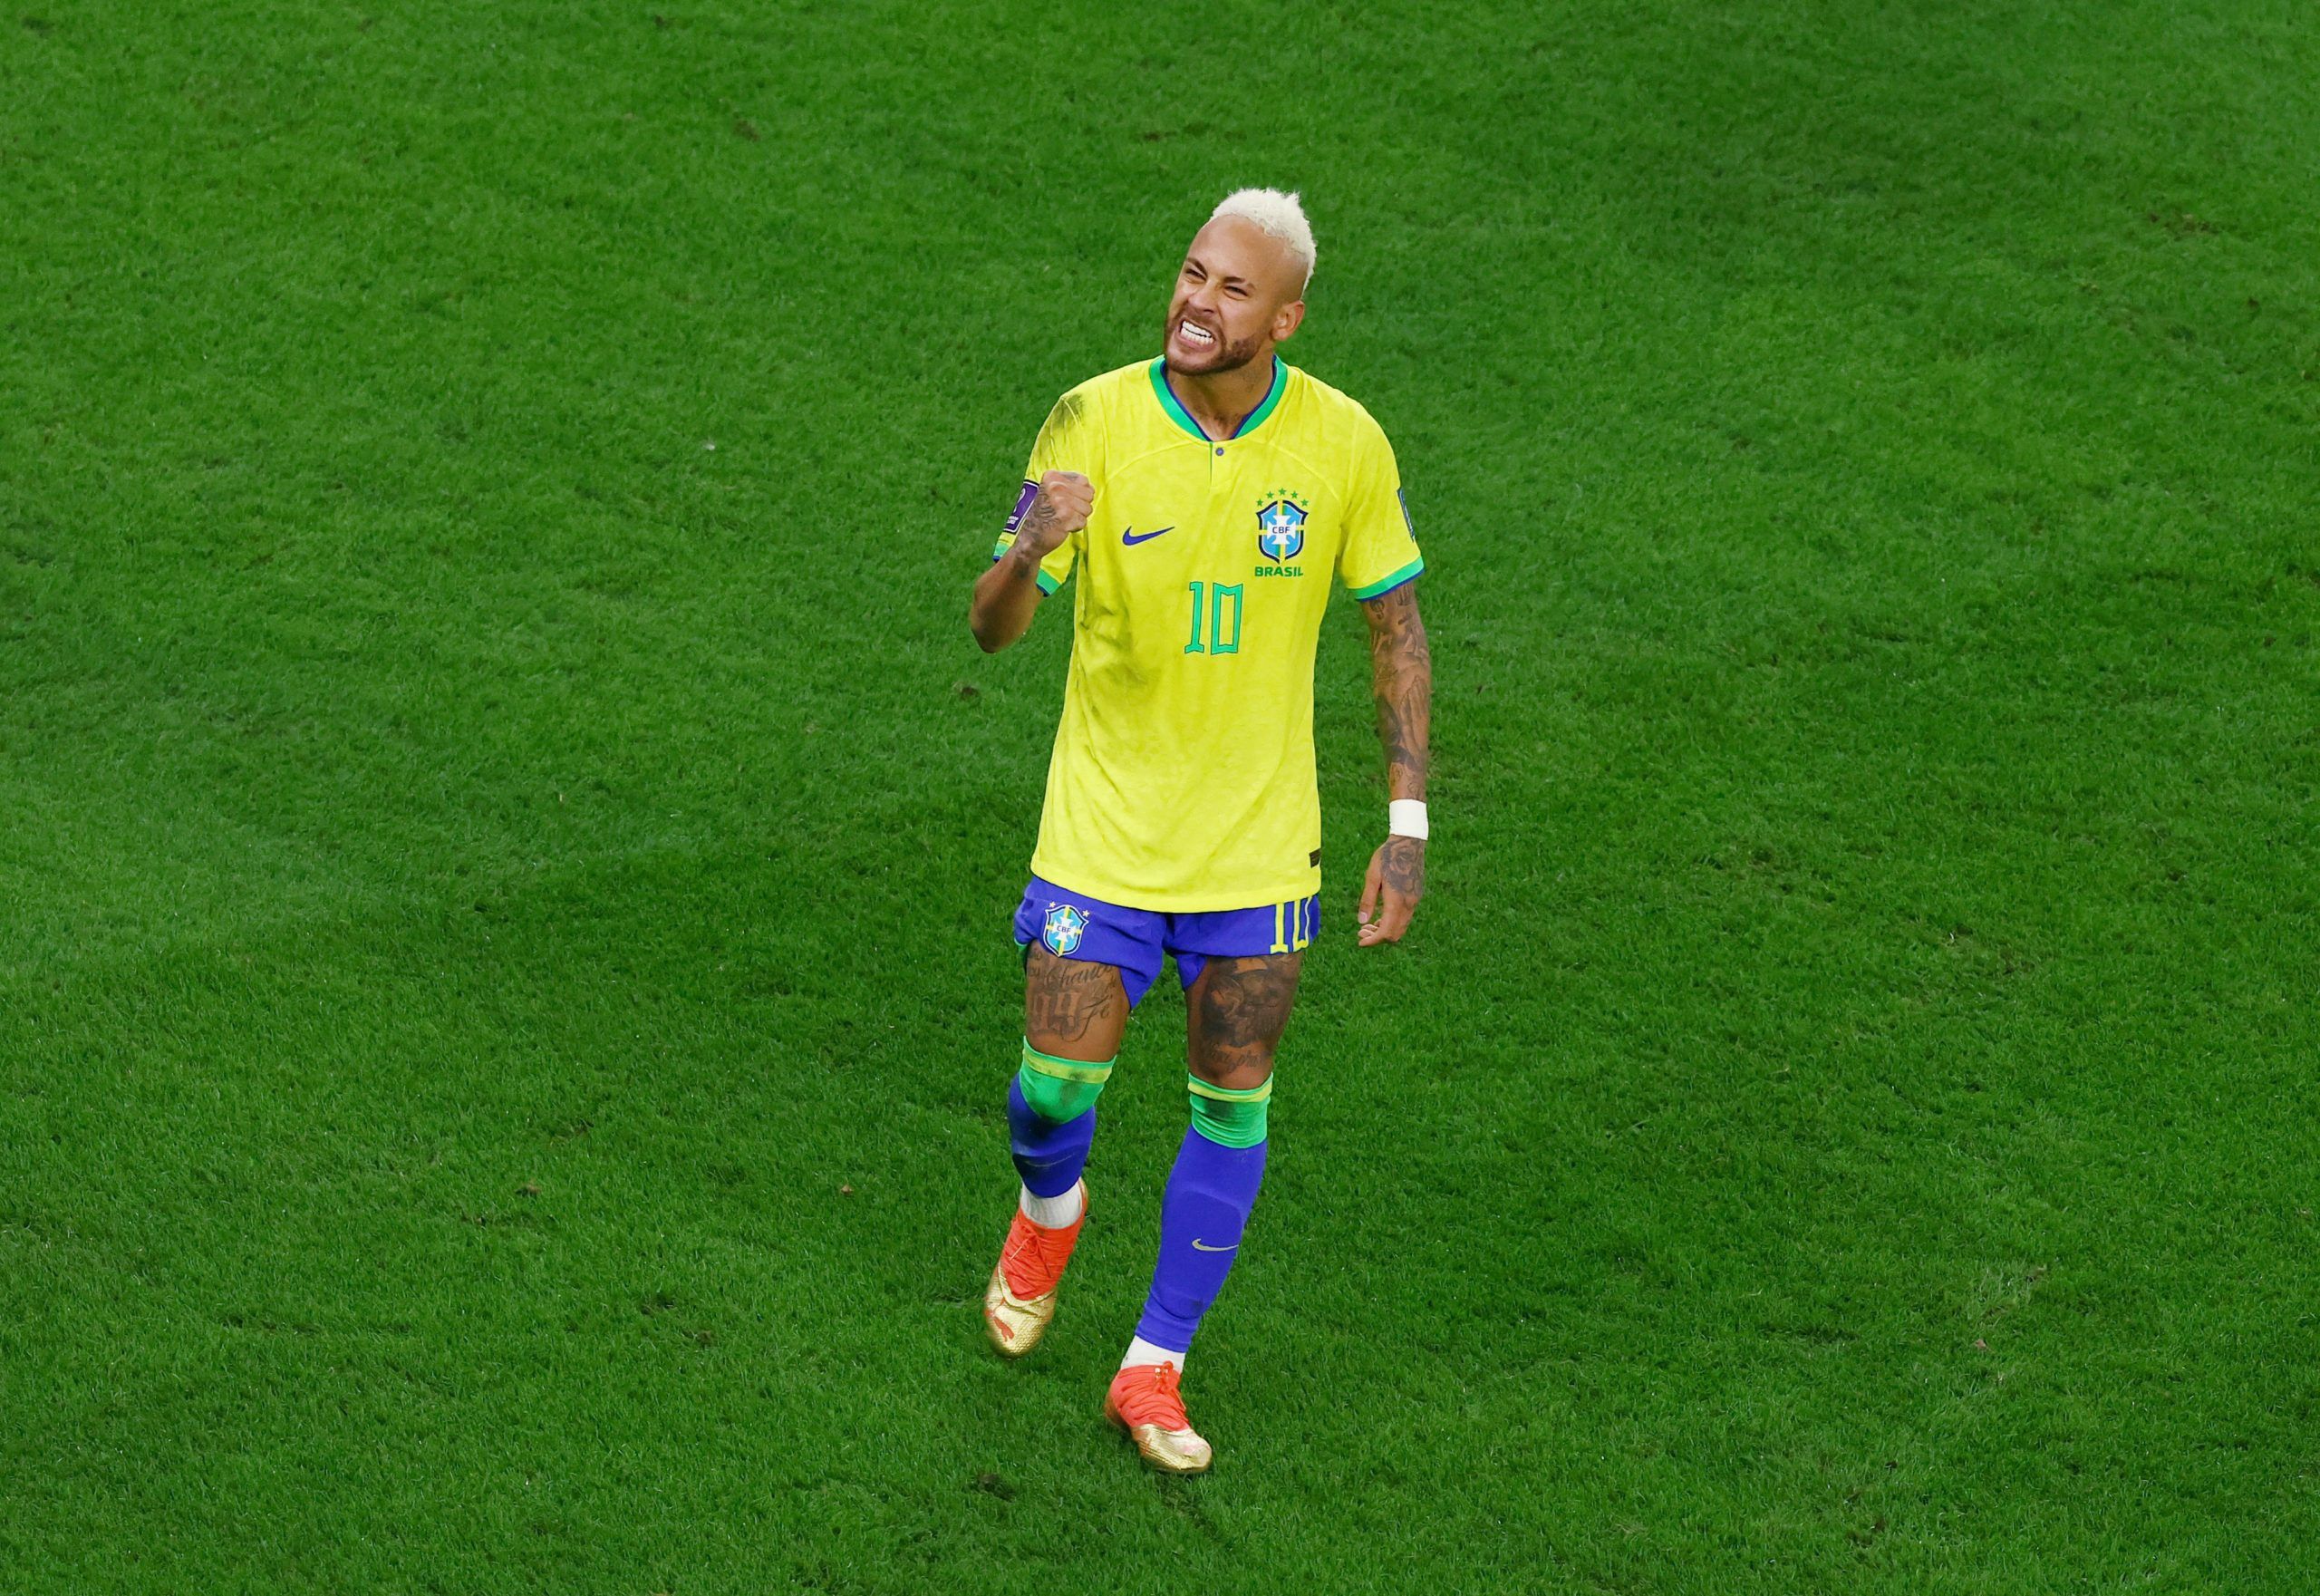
[1211,188,1316,291]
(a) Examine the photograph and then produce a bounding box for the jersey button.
[1214,446,1224,456]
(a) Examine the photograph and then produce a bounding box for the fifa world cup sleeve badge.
[1041,902,1089,956]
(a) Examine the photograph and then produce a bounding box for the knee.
[1187,1072,1271,1148]
[1187,1047,1275,1097]
[1015,1039,1113,1124]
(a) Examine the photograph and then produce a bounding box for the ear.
[1271,299,1306,344]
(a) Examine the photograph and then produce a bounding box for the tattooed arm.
[971,470,1090,653]
[1356,582,1431,946]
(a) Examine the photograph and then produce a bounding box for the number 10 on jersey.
[1184,581,1243,655]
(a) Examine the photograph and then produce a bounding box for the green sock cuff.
[1017,1040,1114,1122]
[1187,1072,1271,1148]
[1020,1039,1115,1086]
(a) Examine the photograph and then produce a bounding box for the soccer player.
[968,189,1432,1475]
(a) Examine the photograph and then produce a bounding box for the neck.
[1167,352,1278,440]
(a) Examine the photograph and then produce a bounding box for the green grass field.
[5,2,2318,1590]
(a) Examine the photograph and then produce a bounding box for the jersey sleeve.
[991,387,1099,596]
[1337,417,1425,601]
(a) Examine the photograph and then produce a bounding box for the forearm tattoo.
[1362,585,1431,799]
[1013,495,1059,559]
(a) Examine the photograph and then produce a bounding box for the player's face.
[1163,218,1307,376]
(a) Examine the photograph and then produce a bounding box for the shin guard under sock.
[1007,1041,1111,1200]
[1132,1074,1271,1351]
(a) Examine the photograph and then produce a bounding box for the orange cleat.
[1105,1360,1213,1475]
[981,1184,1087,1359]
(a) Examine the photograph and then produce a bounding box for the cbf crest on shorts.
[1256,497,1308,563]
[1041,902,1089,956]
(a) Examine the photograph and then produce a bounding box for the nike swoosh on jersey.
[1189,1238,1237,1253]
[1120,525,1176,546]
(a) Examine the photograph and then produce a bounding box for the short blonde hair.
[1211,188,1316,290]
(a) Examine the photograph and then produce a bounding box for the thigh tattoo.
[1023,947,1128,1055]
[1190,953,1303,1080]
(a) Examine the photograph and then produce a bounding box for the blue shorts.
[1013,875,1320,1009]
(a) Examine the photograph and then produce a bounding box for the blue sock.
[1007,1075,1096,1199]
[1133,1123,1269,1351]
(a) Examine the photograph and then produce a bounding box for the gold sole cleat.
[982,1261,1058,1358]
[1105,1361,1213,1475]
[981,1185,1086,1359]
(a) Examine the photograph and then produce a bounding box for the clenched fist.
[1013,470,1092,561]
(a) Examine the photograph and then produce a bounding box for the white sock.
[1019,1181,1084,1229]
[1120,1335,1184,1373]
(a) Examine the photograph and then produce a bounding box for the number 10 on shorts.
[1184,581,1243,655]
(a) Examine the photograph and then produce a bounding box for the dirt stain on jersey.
[1033,392,1087,461]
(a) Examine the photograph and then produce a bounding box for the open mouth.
[1176,318,1219,351]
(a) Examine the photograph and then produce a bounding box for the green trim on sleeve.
[991,540,1064,595]
[1349,556,1426,601]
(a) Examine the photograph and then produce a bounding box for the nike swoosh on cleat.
[1120,526,1176,546]
[1189,1239,1237,1253]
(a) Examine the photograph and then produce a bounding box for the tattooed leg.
[1023,945,1130,1062]
[991,947,1125,1355]
[1003,948,1126,1212]
[1185,951,1304,1091]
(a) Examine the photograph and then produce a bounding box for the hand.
[1356,835,1425,946]
[1013,470,1092,563]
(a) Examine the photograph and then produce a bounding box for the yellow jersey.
[991,356,1424,911]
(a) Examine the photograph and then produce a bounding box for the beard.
[1162,310,1266,376]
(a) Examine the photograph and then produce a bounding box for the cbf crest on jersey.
[1256,495,1308,563]
[1041,902,1089,956]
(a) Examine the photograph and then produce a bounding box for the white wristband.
[1388,799,1429,840]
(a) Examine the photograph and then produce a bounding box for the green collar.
[1147,355,1288,443]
